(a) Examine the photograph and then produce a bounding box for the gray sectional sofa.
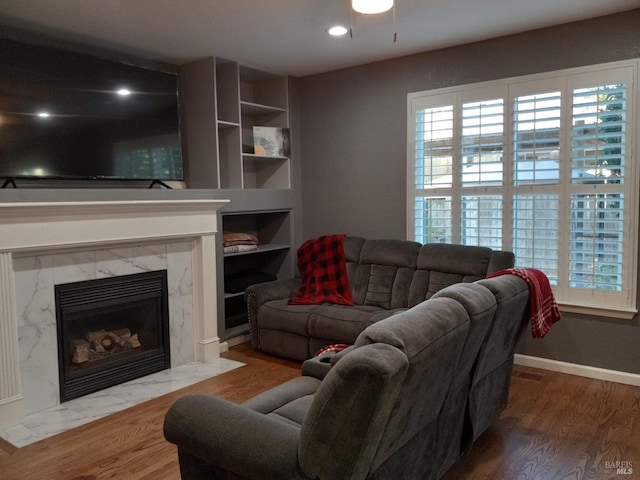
[246,237,515,361]
[164,274,531,480]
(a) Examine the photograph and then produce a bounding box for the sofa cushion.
[308,304,398,345]
[351,239,421,309]
[431,283,497,374]
[417,243,493,277]
[269,395,315,428]
[343,236,366,263]
[243,376,322,415]
[260,329,313,362]
[407,243,494,307]
[258,299,404,359]
[260,299,317,336]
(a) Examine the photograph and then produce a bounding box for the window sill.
[559,302,637,320]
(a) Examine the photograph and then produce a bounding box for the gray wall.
[297,9,640,374]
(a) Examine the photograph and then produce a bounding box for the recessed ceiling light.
[117,88,131,96]
[37,111,50,118]
[327,25,349,37]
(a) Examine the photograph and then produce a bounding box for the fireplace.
[0,197,227,429]
[55,270,170,402]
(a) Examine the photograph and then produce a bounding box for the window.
[407,62,638,316]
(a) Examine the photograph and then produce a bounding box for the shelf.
[242,153,288,161]
[240,101,287,116]
[222,210,293,282]
[224,291,245,299]
[242,156,290,189]
[217,120,240,129]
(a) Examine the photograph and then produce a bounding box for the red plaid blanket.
[289,234,354,306]
[489,268,561,338]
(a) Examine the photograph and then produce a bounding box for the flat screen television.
[0,36,183,184]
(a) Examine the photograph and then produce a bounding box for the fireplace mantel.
[0,199,227,253]
[0,196,229,429]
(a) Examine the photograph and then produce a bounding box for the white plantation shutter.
[460,99,504,248]
[461,99,504,186]
[568,81,627,294]
[511,89,562,284]
[411,95,455,244]
[512,91,561,185]
[571,84,626,184]
[408,62,638,316]
[413,104,454,189]
[512,194,559,284]
[414,196,452,244]
[569,193,624,291]
[461,195,503,248]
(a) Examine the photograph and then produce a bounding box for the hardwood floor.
[1,344,639,480]
[443,367,640,480]
[0,344,301,480]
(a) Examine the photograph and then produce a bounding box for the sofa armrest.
[164,394,306,480]
[301,356,333,379]
[301,346,355,380]
[245,278,301,349]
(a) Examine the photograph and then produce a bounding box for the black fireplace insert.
[55,270,170,402]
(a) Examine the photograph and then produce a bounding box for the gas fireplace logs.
[71,328,141,364]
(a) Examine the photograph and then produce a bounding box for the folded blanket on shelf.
[224,244,259,254]
[223,232,259,247]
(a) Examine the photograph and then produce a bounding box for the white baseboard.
[219,334,251,353]
[514,354,640,387]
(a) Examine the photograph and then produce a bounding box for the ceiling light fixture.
[348,0,397,43]
[327,25,349,36]
[352,0,393,14]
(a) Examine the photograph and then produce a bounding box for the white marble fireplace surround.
[0,193,229,430]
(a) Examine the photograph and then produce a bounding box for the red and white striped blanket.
[489,268,561,338]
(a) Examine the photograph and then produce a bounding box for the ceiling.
[1,0,639,77]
